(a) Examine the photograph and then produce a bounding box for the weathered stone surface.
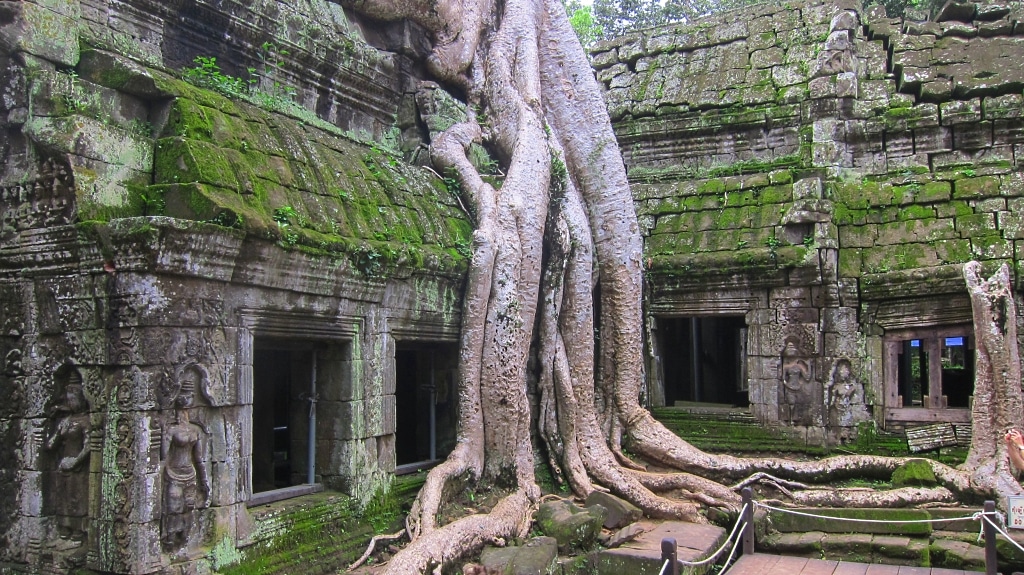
[480,536,558,575]
[585,491,642,529]
[535,500,606,552]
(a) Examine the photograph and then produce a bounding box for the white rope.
[676,503,750,567]
[658,558,670,575]
[716,519,745,575]
[981,512,1024,555]
[755,501,980,525]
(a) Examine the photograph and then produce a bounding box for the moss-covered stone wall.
[0,2,469,574]
[600,0,1024,444]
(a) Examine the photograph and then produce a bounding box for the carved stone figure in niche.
[779,336,814,426]
[828,359,869,437]
[160,364,210,552]
[44,365,90,543]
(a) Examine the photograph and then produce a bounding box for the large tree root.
[347,529,406,572]
[381,491,534,575]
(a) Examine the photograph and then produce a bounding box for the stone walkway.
[727,554,983,575]
[589,520,727,574]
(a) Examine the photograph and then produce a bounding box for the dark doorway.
[395,343,457,468]
[658,316,748,406]
[252,341,315,493]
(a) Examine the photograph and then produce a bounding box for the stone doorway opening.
[657,316,749,407]
[252,339,326,496]
[394,342,458,473]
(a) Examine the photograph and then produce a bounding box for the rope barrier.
[676,503,749,567]
[981,513,1024,555]
[754,501,980,524]
[666,496,1022,575]
[716,520,745,575]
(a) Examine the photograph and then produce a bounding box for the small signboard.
[1008,496,1024,529]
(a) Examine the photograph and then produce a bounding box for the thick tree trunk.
[963,261,1024,497]
[333,2,1021,571]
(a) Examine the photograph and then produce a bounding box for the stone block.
[931,538,986,569]
[751,47,785,69]
[812,142,844,167]
[824,332,861,357]
[920,79,953,102]
[984,93,1023,120]
[320,400,362,440]
[792,178,823,200]
[374,434,395,472]
[536,500,605,552]
[822,307,858,333]
[954,121,994,149]
[835,72,857,98]
[772,63,807,87]
[480,536,558,575]
[971,234,1012,258]
[975,198,1007,212]
[919,180,953,202]
[954,176,1001,199]
[933,238,972,264]
[211,459,245,507]
[586,491,642,530]
[883,130,915,156]
[0,1,80,67]
[831,10,859,32]
[912,126,952,154]
[1000,212,1024,239]
[888,154,930,173]
[979,19,1014,37]
[882,214,952,245]
[591,49,619,70]
[839,224,878,248]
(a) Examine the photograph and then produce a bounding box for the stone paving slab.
[589,520,726,575]
[727,554,980,575]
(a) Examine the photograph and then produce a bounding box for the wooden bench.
[906,422,959,453]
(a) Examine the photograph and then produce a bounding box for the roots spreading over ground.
[337,1,1024,571]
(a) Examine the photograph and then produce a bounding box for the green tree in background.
[589,0,763,40]
[564,1,604,46]
[577,0,948,45]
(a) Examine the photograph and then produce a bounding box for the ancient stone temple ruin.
[593,0,1024,442]
[1,0,1023,572]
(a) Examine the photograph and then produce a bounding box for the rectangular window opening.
[395,342,458,473]
[655,316,749,407]
[885,326,974,425]
[250,337,349,505]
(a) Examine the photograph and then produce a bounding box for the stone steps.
[651,406,830,454]
[650,406,912,456]
[758,506,1024,572]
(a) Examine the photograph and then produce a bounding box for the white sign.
[1008,496,1024,529]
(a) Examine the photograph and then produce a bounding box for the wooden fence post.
[661,537,679,575]
[984,500,997,575]
[742,486,755,555]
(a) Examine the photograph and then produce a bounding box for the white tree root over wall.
[336,1,1024,571]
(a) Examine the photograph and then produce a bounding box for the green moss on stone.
[892,459,938,487]
[954,176,1001,199]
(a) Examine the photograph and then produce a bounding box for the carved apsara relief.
[779,334,816,426]
[43,365,91,544]
[160,363,211,552]
[828,358,869,437]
